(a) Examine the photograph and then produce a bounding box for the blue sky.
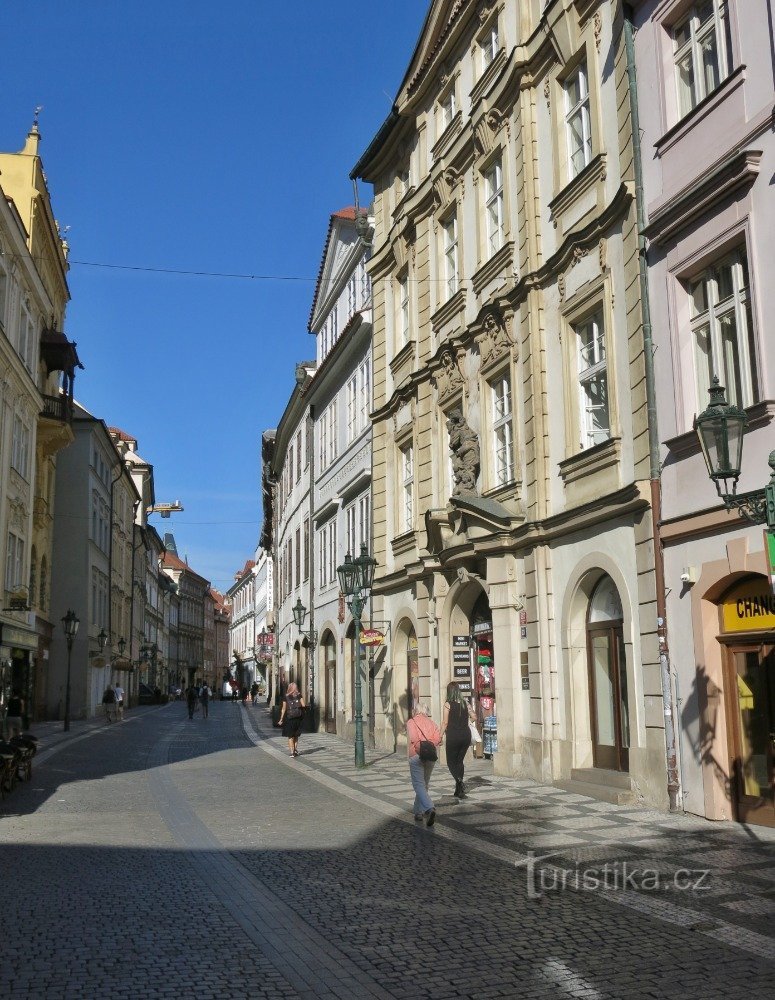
[2,1,427,593]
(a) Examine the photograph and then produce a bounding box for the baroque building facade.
[352,0,669,806]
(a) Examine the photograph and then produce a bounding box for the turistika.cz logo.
[519,852,711,899]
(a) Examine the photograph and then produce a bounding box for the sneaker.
[425,809,436,827]
[414,814,423,822]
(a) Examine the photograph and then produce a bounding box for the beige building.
[0,121,81,724]
[352,0,669,806]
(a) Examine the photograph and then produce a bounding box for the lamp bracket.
[722,487,770,526]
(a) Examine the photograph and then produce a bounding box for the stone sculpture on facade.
[446,408,480,496]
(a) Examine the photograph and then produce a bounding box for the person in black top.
[278,682,305,757]
[5,690,24,739]
[439,681,472,798]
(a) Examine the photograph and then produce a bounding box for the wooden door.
[726,644,775,827]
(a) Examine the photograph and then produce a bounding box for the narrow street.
[1,701,773,1000]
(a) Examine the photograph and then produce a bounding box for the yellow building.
[0,120,80,724]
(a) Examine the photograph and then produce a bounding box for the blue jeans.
[409,754,435,815]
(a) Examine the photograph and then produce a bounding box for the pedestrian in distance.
[199,683,209,719]
[278,682,305,757]
[439,681,472,799]
[407,703,442,826]
[102,684,117,723]
[250,681,259,705]
[114,682,125,721]
[5,689,24,739]
[186,684,198,720]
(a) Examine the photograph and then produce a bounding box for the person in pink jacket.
[406,704,442,826]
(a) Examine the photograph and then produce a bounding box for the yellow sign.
[721,578,775,633]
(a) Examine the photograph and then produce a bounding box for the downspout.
[624,7,681,811]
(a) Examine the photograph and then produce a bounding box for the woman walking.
[278,682,305,757]
[407,704,441,826]
[440,681,472,798]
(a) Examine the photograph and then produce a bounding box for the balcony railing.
[41,394,73,423]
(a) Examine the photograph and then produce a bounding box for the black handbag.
[416,720,438,762]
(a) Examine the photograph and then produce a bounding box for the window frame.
[484,158,504,257]
[442,213,459,301]
[400,443,414,534]
[564,61,592,179]
[673,0,730,118]
[575,311,611,451]
[490,372,515,487]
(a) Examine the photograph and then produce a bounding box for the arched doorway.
[586,575,630,772]
[321,630,337,734]
[393,618,418,734]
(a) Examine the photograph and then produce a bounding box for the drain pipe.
[624,6,681,811]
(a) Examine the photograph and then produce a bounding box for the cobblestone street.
[1,702,773,1000]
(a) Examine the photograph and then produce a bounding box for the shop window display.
[472,598,497,756]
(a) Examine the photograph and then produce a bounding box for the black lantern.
[97,627,109,653]
[694,377,747,499]
[337,551,358,600]
[292,598,307,630]
[354,542,377,594]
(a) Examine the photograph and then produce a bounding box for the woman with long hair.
[277,682,305,757]
[439,681,472,798]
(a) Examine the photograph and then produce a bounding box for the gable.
[399,0,472,106]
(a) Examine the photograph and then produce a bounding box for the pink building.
[632,0,775,828]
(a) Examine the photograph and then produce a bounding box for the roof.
[161,549,209,585]
[108,426,136,444]
[308,207,357,330]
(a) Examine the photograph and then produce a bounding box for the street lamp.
[337,542,377,768]
[695,377,775,526]
[96,627,109,654]
[292,599,318,727]
[61,609,80,732]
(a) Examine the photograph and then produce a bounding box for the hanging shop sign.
[720,577,775,633]
[472,621,492,635]
[0,624,37,651]
[360,628,385,647]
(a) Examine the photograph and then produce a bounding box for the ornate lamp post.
[61,609,80,732]
[292,599,318,726]
[337,543,377,768]
[695,377,775,527]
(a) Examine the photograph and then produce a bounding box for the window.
[295,430,302,482]
[303,518,310,581]
[295,527,301,590]
[400,444,414,533]
[319,408,328,469]
[360,260,372,306]
[440,86,456,131]
[347,375,358,444]
[0,244,7,331]
[5,532,24,591]
[575,312,610,449]
[345,503,356,557]
[480,21,499,70]
[287,443,294,491]
[318,521,337,587]
[323,401,337,466]
[396,273,409,348]
[359,495,370,552]
[398,165,410,199]
[674,1,729,118]
[11,416,30,479]
[689,249,756,410]
[347,274,357,317]
[90,567,108,628]
[484,159,504,256]
[491,374,514,486]
[565,62,592,178]
[443,215,459,300]
[359,357,371,432]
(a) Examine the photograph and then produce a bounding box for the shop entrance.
[471,592,497,757]
[322,631,337,734]
[725,643,775,827]
[586,575,629,772]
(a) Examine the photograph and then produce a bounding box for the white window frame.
[439,86,456,132]
[565,62,592,179]
[442,215,459,300]
[400,444,414,533]
[397,273,409,348]
[480,21,499,71]
[359,495,370,552]
[5,532,24,591]
[484,159,504,257]
[346,375,358,444]
[490,374,514,486]
[345,503,356,557]
[347,274,357,317]
[575,312,610,450]
[689,248,756,411]
[359,357,371,433]
[673,0,729,118]
[11,416,30,479]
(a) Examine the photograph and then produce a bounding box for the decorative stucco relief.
[475,310,513,369]
[433,349,465,402]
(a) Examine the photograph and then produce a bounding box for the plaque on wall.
[454,665,470,678]
[453,634,469,647]
[453,650,470,663]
